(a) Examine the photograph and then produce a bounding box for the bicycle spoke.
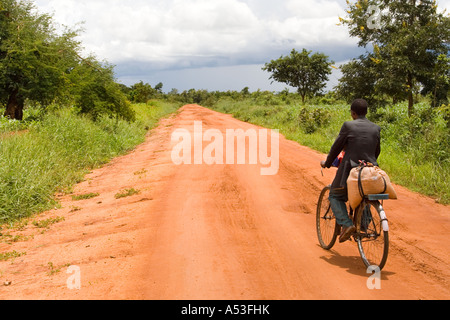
[356,202,389,270]
[316,187,338,250]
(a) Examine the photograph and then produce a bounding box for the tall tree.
[263,49,334,103]
[128,81,156,103]
[0,0,80,120]
[335,53,379,106]
[341,0,450,116]
[0,0,134,121]
[420,53,450,107]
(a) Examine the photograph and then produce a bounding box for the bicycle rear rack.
[366,194,389,201]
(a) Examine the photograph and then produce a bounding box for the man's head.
[351,99,368,119]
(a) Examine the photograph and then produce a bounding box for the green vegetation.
[263,49,334,103]
[46,262,71,276]
[0,250,25,261]
[338,0,449,114]
[0,101,179,224]
[72,193,100,201]
[32,216,65,229]
[115,188,141,199]
[0,0,134,121]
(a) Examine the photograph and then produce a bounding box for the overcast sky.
[34,0,450,92]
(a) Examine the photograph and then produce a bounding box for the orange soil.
[0,105,448,300]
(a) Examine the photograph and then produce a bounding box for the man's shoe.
[339,225,356,243]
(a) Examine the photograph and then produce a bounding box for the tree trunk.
[297,87,306,103]
[407,73,414,117]
[407,0,416,117]
[4,89,24,120]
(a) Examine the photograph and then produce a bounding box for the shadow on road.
[319,248,396,280]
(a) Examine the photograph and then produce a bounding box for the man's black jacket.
[325,117,381,189]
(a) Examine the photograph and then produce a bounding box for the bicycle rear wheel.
[316,186,339,250]
[355,201,389,270]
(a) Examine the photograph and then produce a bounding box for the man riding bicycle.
[320,99,381,243]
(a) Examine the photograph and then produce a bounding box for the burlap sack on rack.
[347,164,397,210]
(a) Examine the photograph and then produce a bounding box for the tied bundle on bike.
[347,161,397,210]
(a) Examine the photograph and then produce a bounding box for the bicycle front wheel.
[355,201,389,270]
[316,186,339,250]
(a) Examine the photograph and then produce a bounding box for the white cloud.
[34,0,448,91]
[437,0,450,13]
[286,0,345,19]
[267,15,351,48]
[35,0,353,68]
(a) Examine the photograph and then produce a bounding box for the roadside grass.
[114,188,141,199]
[46,262,71,276]
[210,98,449,204]
[0,250,26,262]
[32,216,65,229]
[0,101,180,224]
[72,193,100,201]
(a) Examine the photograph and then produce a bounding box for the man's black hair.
[351,99,368,116]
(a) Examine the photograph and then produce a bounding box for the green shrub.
[298,107,331,133]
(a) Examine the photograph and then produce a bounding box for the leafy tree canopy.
[339,0,449,114]
[263,49,334,103]
[0,0,134,121]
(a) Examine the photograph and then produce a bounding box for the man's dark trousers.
[329,187,353,228]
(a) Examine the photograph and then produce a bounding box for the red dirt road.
[0,105,449,300]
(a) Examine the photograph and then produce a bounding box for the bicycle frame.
[317,167,390,269]
[366,196,389,232]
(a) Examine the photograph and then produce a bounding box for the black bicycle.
[316,185,390,270]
